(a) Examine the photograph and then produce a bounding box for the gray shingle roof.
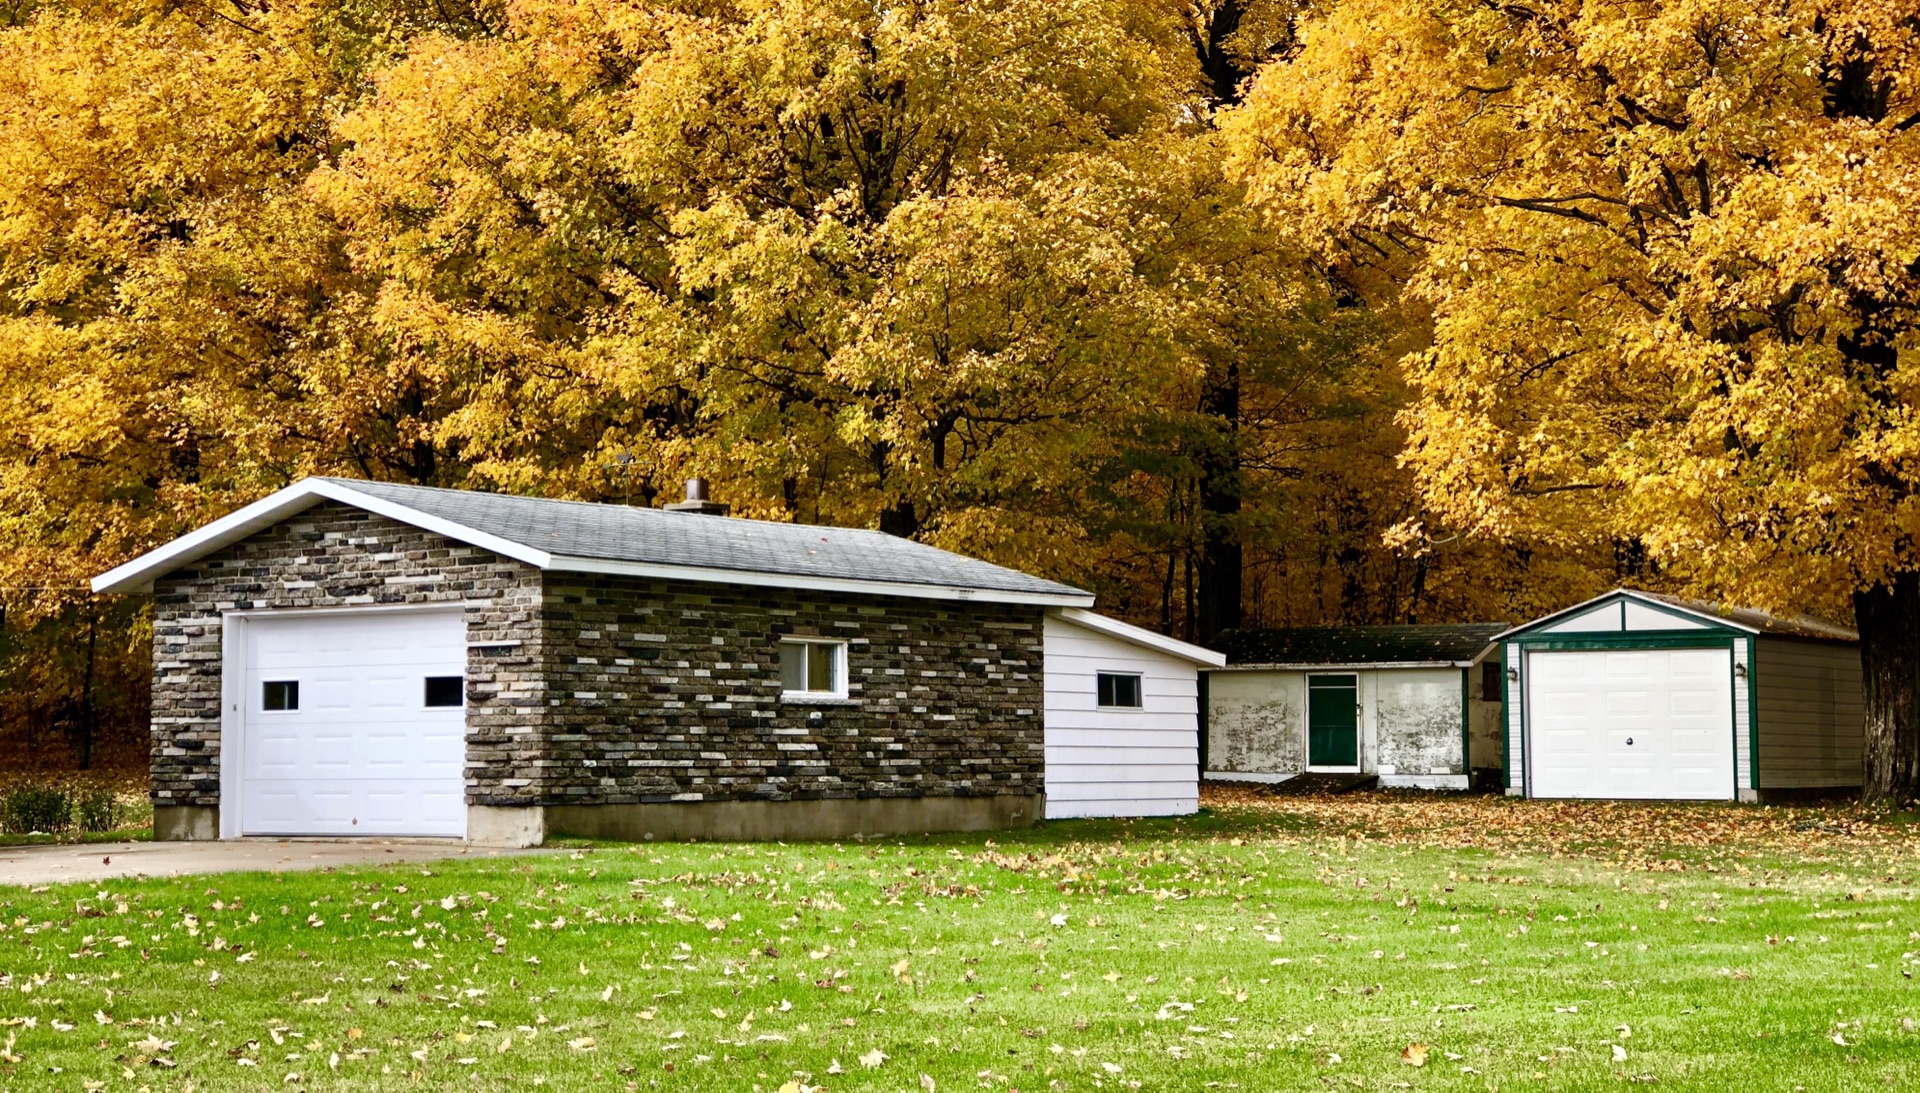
[1216,623,1508,666]
[1621,591,1856,642]
[323,478,1086,600]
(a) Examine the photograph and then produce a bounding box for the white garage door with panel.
[237,609,467,837]
[1526,647,1734,800]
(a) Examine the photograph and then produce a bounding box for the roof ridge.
[322,477,948,544]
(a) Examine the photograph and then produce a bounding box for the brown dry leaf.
[1402,1043,1429,1067]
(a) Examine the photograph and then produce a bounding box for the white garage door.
[240,610,467,836]
[1527,647,1735,800]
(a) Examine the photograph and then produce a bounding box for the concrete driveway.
[1,838,545,888]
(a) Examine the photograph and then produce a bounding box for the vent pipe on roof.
[664,476,730,516]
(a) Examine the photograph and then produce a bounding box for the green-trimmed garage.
[1497,590,1861,802]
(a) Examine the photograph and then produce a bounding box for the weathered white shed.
[1499,589,1861,801]
[1205,625,1507,790]
[1042,608,1226,819]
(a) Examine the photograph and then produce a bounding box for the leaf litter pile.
[2,791,1918,1091]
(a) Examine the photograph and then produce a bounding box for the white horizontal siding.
[1754,637,1863,789]
[1043,614,1200,819]
[1044,752,1190,779]
[1046,727,1196,750]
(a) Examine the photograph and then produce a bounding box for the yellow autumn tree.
[0,0,503,761]
[1225,0,1920,797]
[306,0,1315,591]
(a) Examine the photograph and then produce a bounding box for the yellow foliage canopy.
[1226,0,1920,615]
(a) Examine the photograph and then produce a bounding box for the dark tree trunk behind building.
[1195,362,1242,643]
[1855,571,1920,804]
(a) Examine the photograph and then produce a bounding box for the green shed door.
[1308,674,1360,767]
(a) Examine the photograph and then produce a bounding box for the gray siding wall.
[540,574,1046,806]
[1755,637,1863,789]
[148,503,548,809]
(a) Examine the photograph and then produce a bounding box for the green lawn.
[3,790,1919,1092]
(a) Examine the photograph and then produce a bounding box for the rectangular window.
[262,680,299,711]
[424,676,465,708]
[1481,661,1503,702]
[1096,672,1143,709]
[779,640,846,697]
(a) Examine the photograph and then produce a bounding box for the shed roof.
[1049,608,1226,667]
[1214,623,1507,668]
[1494,588,1857,644]
[91,477,1093,606]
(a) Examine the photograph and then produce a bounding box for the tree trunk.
[1854,570,1920,804]
[77,596,98,771]
[1195,362,1242,644]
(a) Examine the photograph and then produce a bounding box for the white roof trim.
[552,555,1094,606]
[91,479,1092,607]
[1492,588,1758,642]
[1212,661,1472,672]
[91,479,553,594]
[1049,607,1226,666]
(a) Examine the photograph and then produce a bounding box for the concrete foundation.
[153,805,220,841]
[545,793,1043,843]
[1377,774,1471,791]
[466,804,549,848]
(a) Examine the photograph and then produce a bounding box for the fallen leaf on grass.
[1402,1043,1429,1067]
[859,1047,887,1068]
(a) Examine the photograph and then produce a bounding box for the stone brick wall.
[147,503,546,809]
[147,503,1045,814]
[540,574,1046,805]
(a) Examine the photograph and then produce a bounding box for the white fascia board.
[90,478,554,594]
[1212,661,1468,672]
[1492,587,1756,641]
[91,483,328,594]
[549,554,1097,607]
[1049,606,1227,666]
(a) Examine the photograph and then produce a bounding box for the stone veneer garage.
[93,477,1096,845]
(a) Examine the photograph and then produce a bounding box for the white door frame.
[218,603,470,839]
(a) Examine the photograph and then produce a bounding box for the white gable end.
[1622,601,1709,630]
[1534,596,1718,635]
[1537,604,1624,633]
